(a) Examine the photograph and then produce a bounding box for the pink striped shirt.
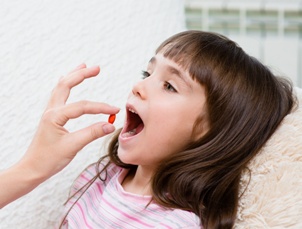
[58,161,201,228]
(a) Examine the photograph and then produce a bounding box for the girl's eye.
[141,70,177,92]
[164,82,177,92]
[141,70,150,79]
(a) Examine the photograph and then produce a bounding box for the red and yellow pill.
[108,114,116,124]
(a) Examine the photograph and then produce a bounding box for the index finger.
[52,101,120,127]
[47,66,100,109]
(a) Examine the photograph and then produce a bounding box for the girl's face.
[118,53,207,170]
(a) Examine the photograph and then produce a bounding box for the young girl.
[58,31,295,228]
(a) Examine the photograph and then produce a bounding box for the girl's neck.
[121,166,153,196]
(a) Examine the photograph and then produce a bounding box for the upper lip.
[126,103,138,115]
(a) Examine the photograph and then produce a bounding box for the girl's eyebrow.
[167,66,192,89]
[149,56,192,89]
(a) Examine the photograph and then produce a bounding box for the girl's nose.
[132,80,147,100]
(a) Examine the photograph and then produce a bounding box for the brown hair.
[63,31,295,228]
[150,31,295,228]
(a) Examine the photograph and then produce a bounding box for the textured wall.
[0,0,185,228]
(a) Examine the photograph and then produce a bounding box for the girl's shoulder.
[161,208,201,228]
[69,158,122,196]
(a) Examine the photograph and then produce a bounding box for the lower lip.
[118,125,144,144]
[118,133,139,148]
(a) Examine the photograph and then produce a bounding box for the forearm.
[0,160,47,209]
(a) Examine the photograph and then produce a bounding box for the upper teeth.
[129,108,137,114]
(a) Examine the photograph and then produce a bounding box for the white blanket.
[236,87,302,228]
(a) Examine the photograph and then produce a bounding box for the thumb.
[101,123,116,135]
[70,122,116,150]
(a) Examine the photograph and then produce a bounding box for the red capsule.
[108,114,116,124]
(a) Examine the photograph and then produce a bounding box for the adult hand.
[0,64,119,208]
[24,63,120,178]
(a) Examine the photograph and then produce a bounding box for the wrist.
[0,158,49,208]
[15,157,50,186]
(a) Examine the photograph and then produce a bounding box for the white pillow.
[236,87,302,228]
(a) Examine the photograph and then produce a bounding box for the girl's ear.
[192,113,209,142]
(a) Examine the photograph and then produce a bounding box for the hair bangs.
[155,32,219,85]
[155,33,200,80]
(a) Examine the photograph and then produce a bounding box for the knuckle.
[90,127,100,140]
[79,100,89,110]
[79,100,89,106]
[56,77,69,89]
[41,109,56,123]
[43,106,62,119]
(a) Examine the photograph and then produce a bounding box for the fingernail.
[110,106,120,110]
[75,63,86,69]
[102,124,115,134]
[77,63,86,67]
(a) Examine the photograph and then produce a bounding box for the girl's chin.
[116,149,133,165]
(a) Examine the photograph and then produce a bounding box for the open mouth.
[121,106,144,138]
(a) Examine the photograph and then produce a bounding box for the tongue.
[136,123,144,133]
[122,123,144,138]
